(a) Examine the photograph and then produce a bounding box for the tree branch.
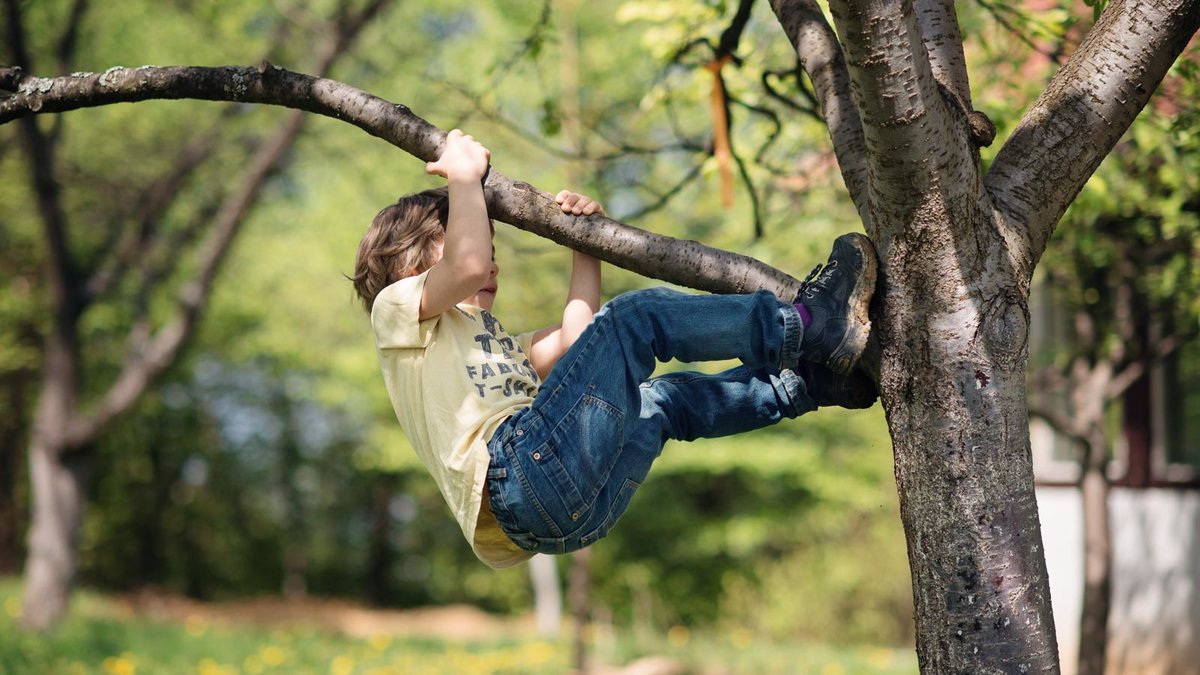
[0,64,798,297]
[1105,329,1197,401]
[985,0,1200,275]
[1028,401,1085,443]
[83,113,230,303]
[65,109,309,447]
[913,0,970,104]
[823,0,987,249]
[767,0,870,228]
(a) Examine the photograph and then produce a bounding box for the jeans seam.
[776,367,807,418]
[778,303,802,369]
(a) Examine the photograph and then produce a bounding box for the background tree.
[2,0,1198,671]
[0,0,394,630]
[1027,70,1200,674]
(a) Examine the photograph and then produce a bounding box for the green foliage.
[5,0,909,648]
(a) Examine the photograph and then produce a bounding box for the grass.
[0,578,916,674]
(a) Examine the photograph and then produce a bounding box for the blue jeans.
[485,288,815,555]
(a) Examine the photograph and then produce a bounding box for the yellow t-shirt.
[372,271,537,569]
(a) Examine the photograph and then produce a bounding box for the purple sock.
[794,303,812,328]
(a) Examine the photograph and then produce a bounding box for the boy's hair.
[352,187,450,313]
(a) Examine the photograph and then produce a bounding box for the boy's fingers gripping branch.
[555,190,604,216]
[426,129,491,182]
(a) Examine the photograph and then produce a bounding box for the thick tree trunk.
[20,332,86,630]
[876,226,1059,671]
[1077,454,1111,675]
[19,439,87,630]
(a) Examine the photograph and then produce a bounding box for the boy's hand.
[426,129,490,182]
[555,190,604,216]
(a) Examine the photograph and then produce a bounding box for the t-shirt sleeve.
[372,271,437,349]
[514,330,537,358]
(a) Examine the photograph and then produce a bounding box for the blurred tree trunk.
[365,473,396,605]
[529,555,562,637]
[1029,219,1196,674]
[1077,443,1111,675]
[279,393,307,600]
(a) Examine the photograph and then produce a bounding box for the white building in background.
[1032,320,1200,674]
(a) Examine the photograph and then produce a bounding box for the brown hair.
[351,187,450,313]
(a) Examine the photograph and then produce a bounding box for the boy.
[352,129,877,569]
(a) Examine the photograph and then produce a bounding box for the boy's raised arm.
[528,191,604,379]
[419,130,495,321]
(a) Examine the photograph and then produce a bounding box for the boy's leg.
[486,234,878,554]
[487,288,801,554]
[636,366,813,443]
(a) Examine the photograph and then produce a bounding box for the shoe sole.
[826,233,877,375]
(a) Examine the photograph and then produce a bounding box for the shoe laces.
[797,260,839,299]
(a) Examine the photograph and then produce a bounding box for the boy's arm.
[419,130,495,321]
[528,191,604,379]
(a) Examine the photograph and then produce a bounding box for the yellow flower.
[368,634,391,652]
[667,625,690,647]
[260,645,287,667]
[196,658,238,675]
[522,641,556,665]
[102,653,137,675]
[867,649,896,668]
[331,654,356,675]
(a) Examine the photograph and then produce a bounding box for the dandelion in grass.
[331,654,356,675]
[259,645,287,667]
[101,653,137,675]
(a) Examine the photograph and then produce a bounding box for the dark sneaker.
[795,233,877,374]
[795,362,877,409]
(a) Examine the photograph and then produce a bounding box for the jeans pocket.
[528,392,625,532]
